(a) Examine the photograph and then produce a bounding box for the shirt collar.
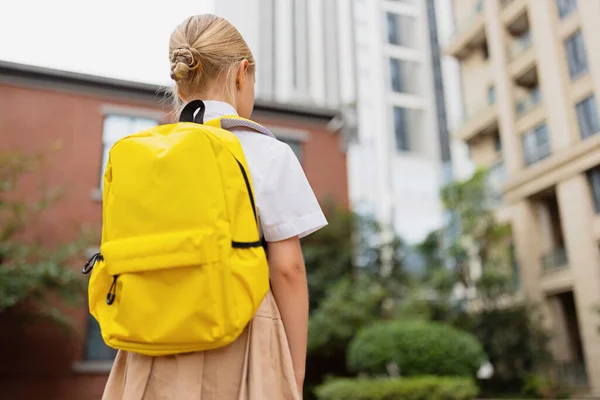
[203,100,238,121]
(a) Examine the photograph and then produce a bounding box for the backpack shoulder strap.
[179,100,276,139]
[205,115,277,139]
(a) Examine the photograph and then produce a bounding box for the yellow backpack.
[82,100,270,356]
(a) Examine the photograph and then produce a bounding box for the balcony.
[508,31,537,86]
[453,103,499,143]
[541,247,568,272]
[445,0,486,59]
[501,0,528,33]
[515,87,541,117]
[515,87,545,133]
[486,159,507,208]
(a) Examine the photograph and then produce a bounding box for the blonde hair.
[168,14,255,113]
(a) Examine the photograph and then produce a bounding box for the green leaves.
[347,321,486,378]
[308,277,388,354]
[417,167,553,394]
[316,376,479,400]
[0,150,87,328]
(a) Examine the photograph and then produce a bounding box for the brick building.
[0,61,348,400]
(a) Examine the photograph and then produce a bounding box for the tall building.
[348,0,461,245]
[215,0,472,246]
[445,0,600,393]
[214,0,356,108]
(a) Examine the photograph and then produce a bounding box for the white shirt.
[203,101,328,242]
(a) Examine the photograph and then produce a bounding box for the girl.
[102,13,327,400]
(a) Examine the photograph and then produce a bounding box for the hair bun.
[170,46,202,82]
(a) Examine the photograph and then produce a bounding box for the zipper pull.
[106,275,119,305]
[82,253,103,275]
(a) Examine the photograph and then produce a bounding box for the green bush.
[316,376,478,400]
[348,321,486,377]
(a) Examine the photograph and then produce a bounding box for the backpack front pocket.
[98,229,237,354]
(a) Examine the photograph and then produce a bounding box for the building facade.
[215,0,476,246]
[0,61,347,399]
[348,0,449,245]
[446,0,600,393]
[214,0,356,109]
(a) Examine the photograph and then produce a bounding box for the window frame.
[100,114,159,189]
[385,12,417,48]
[576,95,600,140]
[564,30,588,80]
[393,106,410,152]
[556,0,577,19]
[83,312,118,362]
[488,85,496,105]
[588,166,600,214]
[522,123,551,166]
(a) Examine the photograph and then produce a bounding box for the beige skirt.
[102,291,301,400]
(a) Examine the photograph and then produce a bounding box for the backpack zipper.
[106,275,119,305]
[82,252,118,305]
[82,252,103,274]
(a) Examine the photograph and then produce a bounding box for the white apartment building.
[215,0,471,245]
[214,0,356,108]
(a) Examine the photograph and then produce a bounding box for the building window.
[522,123,551,166]
[576,95,600,139]
[280,139,303,162]
[565,31,588,80]
[488,85,496,105]
[393,107,409,151]
[487,159,506,207]
[494,132,502,152]
[556,0,577,19]
[390,58,419,94]
[386,13,417,48]
[588,167,600,214]
[482,42,489,60]
[84,313,117,361]
[101,115,158,187]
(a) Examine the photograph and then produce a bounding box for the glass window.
[280,139,303,162]
[487,159,506,206]
[393,107,409,151]
[83,313,117,361]
[522,123,551,166]
[390,58,419,94]
[588,166,600,214]
[576,95,600,139]
[565,31,588,80]
[488,85,496,105]
[101,115,158,188]
[556,0,577,19]
[386,13,417,48]
[494,133,502,152]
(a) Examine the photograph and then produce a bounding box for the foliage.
[315,376,479,400]
[347,320,486,378]
[307,277,388,355]
[471,295,553,393]
[0,150,86,327]
[439,168,513,287]
[521,374,571,399]
[301,203,359,310]
[418,168,553,393]
[302,205,412,398]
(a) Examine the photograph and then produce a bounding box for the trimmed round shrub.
[347,320,486,377]
[316,376,479,400]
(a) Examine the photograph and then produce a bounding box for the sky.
[0,0,214,85]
